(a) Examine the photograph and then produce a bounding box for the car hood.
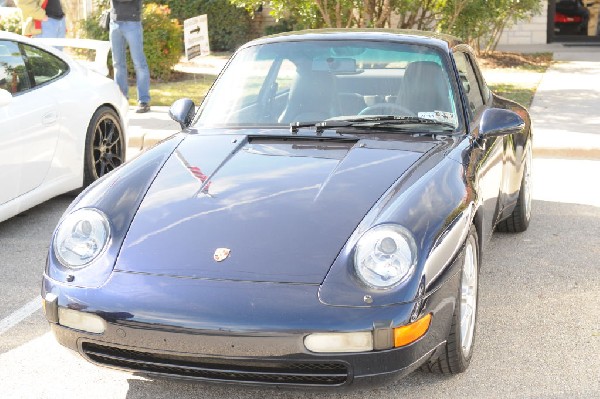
[115,131,438,284]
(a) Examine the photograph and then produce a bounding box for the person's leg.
[57,16,66,38]
[121,21,150,106]
[110,21,129,99]
[35,17,67,49]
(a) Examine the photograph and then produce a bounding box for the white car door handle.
[42,111,58,126]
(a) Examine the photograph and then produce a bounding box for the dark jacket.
[111,0,142,22]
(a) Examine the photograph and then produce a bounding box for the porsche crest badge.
[213,248,231,262]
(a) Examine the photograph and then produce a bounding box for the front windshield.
[196,40,460,130]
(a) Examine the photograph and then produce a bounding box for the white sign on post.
[183,14,210,61]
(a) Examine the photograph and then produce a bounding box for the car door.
[0,39,65,204]
[0,39,32,205]
[454,49,504,237]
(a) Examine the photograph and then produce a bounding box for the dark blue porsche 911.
[42,29,532,388]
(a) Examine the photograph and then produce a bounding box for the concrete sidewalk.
[126,45,600,160]
[529,49,600,159]
[127,106,180,160]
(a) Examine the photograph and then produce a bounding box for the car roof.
[0,30,27,41]
[241,29,462,53]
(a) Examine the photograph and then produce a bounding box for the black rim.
[93,113,123,178]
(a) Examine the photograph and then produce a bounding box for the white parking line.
[0,297,42,335]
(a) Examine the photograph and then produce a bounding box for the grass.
[128,73,216,106]
[481,52,554,108]
[488,83,538,108]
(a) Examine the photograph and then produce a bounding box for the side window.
[454,51,484,119]
[22,44,68,86]
[469,55,490,101]
[0,40,32,94]
[230,58,273,110]
[274,59,296,95]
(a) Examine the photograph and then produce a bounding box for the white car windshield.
[195,40,459,130]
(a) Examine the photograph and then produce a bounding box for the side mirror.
[479,108,524,139]
[0,89,12,107]
[168,98,196,129]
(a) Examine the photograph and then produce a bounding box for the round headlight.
[54,208,110,268]
[354,225,417,289]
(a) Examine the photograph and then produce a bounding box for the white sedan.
[0,31,129,223]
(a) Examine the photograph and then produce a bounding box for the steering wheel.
[358,103,415,117]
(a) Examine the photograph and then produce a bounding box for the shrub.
[0,11,22,34]
[264,18,304,36]
[155,0,252,51]
[79,2,182,81]
[141,4,182,81]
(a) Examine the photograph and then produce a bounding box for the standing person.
[15,0,66,38]
[109,0,151,113]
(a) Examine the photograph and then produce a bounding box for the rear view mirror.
[312,57,357,73]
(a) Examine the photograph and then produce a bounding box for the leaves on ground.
[479,52,553,72]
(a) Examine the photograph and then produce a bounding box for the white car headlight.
[54,208,110,268]
[354,224,417,289]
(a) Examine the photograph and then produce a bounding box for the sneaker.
[136,103,151,113]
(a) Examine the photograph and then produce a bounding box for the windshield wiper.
[290,115,456,133]
[361,116,457,131]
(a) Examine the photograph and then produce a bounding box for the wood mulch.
[478,52,554,70]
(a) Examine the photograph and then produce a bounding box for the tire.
[496,146,532,233]
[422,225,479,374]
[83,106,125,187]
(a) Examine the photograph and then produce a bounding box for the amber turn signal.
[394,313,432,347]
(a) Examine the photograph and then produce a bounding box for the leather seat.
[338,92,367,116]
[398,61,452,114]
[279,70,338,123]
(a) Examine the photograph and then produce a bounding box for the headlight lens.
[54,208,110,268]
[354,224,417,289]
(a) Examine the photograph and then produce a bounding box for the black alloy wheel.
[84,106,125,186]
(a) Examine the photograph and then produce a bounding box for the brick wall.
[497,0,549,45]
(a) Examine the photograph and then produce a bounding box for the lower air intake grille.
[81,342,349,386]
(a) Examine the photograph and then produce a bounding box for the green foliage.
[264,19,297,35]
[154,0,252,51]
[79,2,182,81]
[394,0,445,30]
[0,10,22,34]
[229,0,346,31]
[79,8,110,41]
[141,4,182,80]
[273,1,324,28]
[439,0,542,52]
[231,0,541,52]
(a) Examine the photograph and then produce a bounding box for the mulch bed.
[478,52,553,69]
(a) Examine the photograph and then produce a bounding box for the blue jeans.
[36,16,66,38]
[109,20,150,104]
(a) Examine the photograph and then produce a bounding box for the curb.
[534,147,600,160]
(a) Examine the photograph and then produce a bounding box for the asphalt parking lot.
[0,158,598,398]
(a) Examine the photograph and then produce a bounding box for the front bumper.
[42,266,459,388]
